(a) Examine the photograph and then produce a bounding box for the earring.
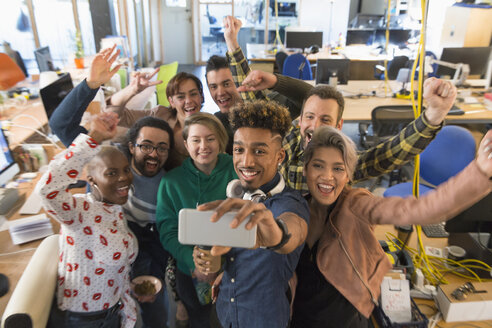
[91,184,103,202]
[278,162,282,171]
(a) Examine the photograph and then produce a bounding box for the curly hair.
[230,100,292,138]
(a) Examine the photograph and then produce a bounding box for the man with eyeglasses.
[49,47,175,328]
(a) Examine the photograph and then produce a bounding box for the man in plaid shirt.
[221,16,456,195]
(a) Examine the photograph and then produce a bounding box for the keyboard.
[448,104,465,115]
[422,223,449,238]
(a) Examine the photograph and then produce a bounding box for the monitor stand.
[448,232,492,278]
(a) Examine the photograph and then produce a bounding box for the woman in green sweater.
[156,113,237,328]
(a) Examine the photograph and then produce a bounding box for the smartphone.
[178,209,257,248]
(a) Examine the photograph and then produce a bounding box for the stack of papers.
[9,214,53,245]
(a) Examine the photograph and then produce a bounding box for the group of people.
[36,15,492,328]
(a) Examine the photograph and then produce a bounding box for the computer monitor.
[34,46,56,72]
[445,192,492,234]
[40,73,73,119]
[374,29,413,48]
[437,47,492,77]
[0,128,20,186]
[270,2,296,16]
[315,59,350,85]
[285,31,323,50]
[346,30,375,46]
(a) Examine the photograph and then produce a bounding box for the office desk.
[0,176,61,315]
[0,100,49,148]
[335,80,492,124]
[374,225,492,327]
[247,45,397,79]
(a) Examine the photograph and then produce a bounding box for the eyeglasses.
[451,282,486,300]
[135,143,169,155]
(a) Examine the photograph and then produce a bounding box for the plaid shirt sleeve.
[281,121,310,194]
[226,47,270,102]
[353,114,442,183]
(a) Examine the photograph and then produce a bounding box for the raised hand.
[423,77,457,125]
[223,16,242,52]
[88,112,119,144]
[87,44,122,89]
[237,70,278,92]
[129,68,162,95]
[476,130,492,178]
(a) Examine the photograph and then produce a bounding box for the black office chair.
[275,51,288,73]
[374,55,410,80]
[359,105,424,186]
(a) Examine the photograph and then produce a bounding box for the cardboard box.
[436,282,492,322]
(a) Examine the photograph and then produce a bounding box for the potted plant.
[74,30,84,69]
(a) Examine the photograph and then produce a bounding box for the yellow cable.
[384,0,392,95]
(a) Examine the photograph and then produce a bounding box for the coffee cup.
[445,245,466,262]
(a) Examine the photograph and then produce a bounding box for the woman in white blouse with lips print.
[36,112,138,328]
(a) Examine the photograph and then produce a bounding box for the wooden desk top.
[335,80,492,124]
[0,176,60,316]
[374,225,492,327]
[1,100,48,148]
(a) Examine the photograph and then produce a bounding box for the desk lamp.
[424,56,470,86]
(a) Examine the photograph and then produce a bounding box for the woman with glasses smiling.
[156,113,237,328]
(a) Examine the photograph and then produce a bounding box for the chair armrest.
[2,235,59,328]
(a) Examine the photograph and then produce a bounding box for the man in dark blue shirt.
[196,100,310,328]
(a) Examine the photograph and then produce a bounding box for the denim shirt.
[216,186,310,328]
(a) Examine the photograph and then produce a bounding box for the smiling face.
[129,126,170,177]
[184,123,220,175]
[90,151,133,205]
[300,95,343,149]
[305,147,349,206]
[206,68,242,113]
[233,127,285,191]
[168,78,203,119]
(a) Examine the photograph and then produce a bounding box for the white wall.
[299,0,350,46]
[426,0,455,57]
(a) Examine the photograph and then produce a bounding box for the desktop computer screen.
[0,128,20,186]
[374,29,413,48]
[437,47,492,77]
[315,59,350,85]
[34,46,56,72]
[270,2,296,16]
[445,192,492,234]
[40,73,73,119]
[285,31,323,50]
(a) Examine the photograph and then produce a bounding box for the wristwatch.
[266,218,292,251]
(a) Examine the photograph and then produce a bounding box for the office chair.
[275,51,288,73]
[359,105,424,186]
[383,125,476,197]
[359,105,421,149]
[374,55,409,80]
[156,61,179,107]
[1,235,59,328]
[0,53,25,90]
[282,53,313,80]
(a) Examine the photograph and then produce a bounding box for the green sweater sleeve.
[156,177,195,275]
